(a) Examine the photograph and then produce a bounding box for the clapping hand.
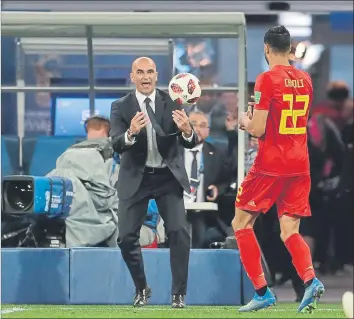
[239,96,254,130]
[172,109,193,136]
[129,111,149,135]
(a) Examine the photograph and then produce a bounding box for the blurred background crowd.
[1,1,353,302]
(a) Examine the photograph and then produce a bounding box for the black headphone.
[84,115,110,133]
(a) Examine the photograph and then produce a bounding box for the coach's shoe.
[133,286,152,307]
[239,288,276,312]
[172,295,186,308]
[298,278,325,313]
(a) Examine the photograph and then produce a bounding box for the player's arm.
[242,109,269,138]
[240,73,272,137]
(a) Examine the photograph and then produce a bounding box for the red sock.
[284,233,315,283]
[235,228,267,290]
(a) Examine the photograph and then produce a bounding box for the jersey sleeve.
[253,72,273,111]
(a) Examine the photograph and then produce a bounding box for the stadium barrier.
[1,248,70,304]
[1,248,254,305]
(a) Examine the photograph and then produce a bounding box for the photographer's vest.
[69,137,114,162]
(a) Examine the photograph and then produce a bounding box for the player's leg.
[279,215,315,283]
[277,175,325,313]
[290,214,315,301]
[232,172,278,312]
[232,208,265,288]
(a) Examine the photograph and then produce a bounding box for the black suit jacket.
[201,142,232,197]
[110,89,198,200]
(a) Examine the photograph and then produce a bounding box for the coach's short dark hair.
[264,26,291,53]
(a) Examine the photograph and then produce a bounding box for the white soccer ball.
[168,73,202,107]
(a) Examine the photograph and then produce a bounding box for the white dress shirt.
[124,90,193,168]
[184,143,204,203]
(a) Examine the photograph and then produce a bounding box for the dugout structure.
[1,11,248,185]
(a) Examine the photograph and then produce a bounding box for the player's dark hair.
[264,26,291,53]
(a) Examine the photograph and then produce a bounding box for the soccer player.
[234,26,325,313]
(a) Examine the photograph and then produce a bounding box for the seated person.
[184,111,234,248]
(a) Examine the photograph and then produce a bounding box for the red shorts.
[235,171,311,218]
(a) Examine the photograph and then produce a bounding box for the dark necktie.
[144,97,166,137]
[190,150,199,192]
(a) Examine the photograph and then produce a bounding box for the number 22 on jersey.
[279,94,309,135]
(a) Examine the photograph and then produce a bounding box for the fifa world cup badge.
[254,91,261,104]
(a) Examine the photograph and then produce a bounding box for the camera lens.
[4,181,34,212]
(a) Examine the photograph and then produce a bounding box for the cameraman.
[1,115,117,248]
[84,115,119,188]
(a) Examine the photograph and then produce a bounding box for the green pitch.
[1,303,345,318]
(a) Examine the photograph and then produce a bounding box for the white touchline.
[1,308,25,314]
[1,306,340,313]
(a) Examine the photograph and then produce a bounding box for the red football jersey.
[251,65,313,176]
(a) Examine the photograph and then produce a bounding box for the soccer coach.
[110,57,198,308]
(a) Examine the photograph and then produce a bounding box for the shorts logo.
[254,91,261,104]
[248,200,256,207]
